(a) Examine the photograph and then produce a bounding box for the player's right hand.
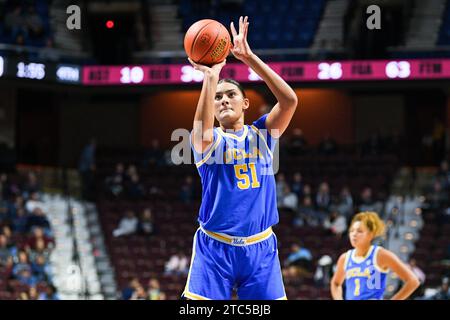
[188,58,226,78]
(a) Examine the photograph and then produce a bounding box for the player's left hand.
[230,16,254,62]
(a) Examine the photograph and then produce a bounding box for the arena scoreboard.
[0,55,448,86]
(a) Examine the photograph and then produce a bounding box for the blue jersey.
[190,114,278,237]
[344,245,388,300]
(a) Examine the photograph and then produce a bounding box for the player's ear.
[242,98,250,111]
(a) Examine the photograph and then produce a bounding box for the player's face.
[349,221,373,248]
[214,82,249,125]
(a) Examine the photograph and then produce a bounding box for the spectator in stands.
[131,285,148,300]
[294,196,321,227]
[358,187,382,213]
[147,278,166,300]
[313,255,333,288]
[431,278,450,300]
[25,191,44,213]
[22,172,41,199]
[323,211,347,238]
[7,195,25,220]
[31,254,52,283]
[290,172,304,200]
[315,182,331,212]
[105,163,125,198]
[121,277,140,300]
[4,6,28,41]
[283,243,313,278]
[288,128,308,156]
[28,286,39,300]
[303,184,313,199]
[318,134,338,155]
[26,226,54,251]
[78,138,97,201]
[0,201,8,224]
[164,251,189,276]
[179,175,195,204]
[362,131,383,155]
[276,173,287,203]
[38,284,59,300]
[113,210,138,237]
[126,173,145,199]
[25,5,43,39]
[279,185,298,212]
[28,238,52,263]
[11,207,28,234]
[334,186,354,218]
[436,160,450,191]
[427,180,449,210]
[0,234,15,267]
[26,207,51,235]
[143,139,164,167]
[138,208,155,236]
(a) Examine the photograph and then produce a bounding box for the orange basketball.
[184,19,231,66]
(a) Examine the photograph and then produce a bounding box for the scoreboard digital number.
[0,56,4,78]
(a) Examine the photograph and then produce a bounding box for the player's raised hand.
[230,16,253,62]
[188,58,226,77]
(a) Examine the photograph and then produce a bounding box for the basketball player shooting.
[182,16,298,300]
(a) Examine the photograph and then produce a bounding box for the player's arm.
[230,16,298,138]
[377,248,420,300]
[189,58,226,153]
[330,253,346,300]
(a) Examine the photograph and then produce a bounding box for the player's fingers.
[230,22,237,38]
[244,22,249,40]
[239,16,244,34]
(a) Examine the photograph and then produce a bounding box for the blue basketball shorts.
[182,226,287,300]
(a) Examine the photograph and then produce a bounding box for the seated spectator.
[28,238,52,263]
[31,254,52,283]
[164,251,189,276]
[358,187,382,213]
[26,207,51,235]
[113,210,138,237]
[25,5,44,39]
[436,160,450,190]
[294,196,323,227]
[12,250,32,277]
[26,226,54,251]
[315,182,331,212]
[334,186,354,218]
[427,180,449,210]
[105,163,125,198]
[28,286,39,300]
[25,192,44,213]
[131,285,148,300]
[288,128,308,156]
[125,173,145,199]
[431,278,450,300]
[323,211,347,238]
[22,172,41,199]
[279,185,298,212]
[4,6,28,41]
[179,175,194,204]
[143,139,164,167]
[313,255,333,287]
[121,277,141,300]
[0,234,16,267]
[147,278,166,300]
[290,172,304,200]
[318,134,338,155]
[276,173,288,204]
[38,284,60,300]
[138,208,155,236]
[282,243,313,278]
[11,207,28,234]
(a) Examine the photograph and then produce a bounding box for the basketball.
[184,19,231,66]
